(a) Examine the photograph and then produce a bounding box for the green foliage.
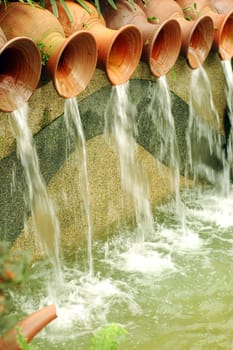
[36,41,49,66]
[147,16,159,23]
[183,2,198,21]
[16,327,36,350]
[0,241,30,292]
[88,323,128,350]
[0,241,31,335]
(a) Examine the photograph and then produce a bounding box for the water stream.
[148,76,185,229]
[64,97,94,276]
[186,66,224,188]
[104,82,154,244]
[221,59,233,193]
[10,100,62,282]
[3,72,233,349]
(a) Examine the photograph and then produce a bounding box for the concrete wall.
[0,54,228,257]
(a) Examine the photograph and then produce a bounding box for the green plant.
[16,327,37,350]
[36,41,49,66]
[147,16,159,23]
[88,323,128,350]
[0,241,31,334]
[183,2,198,21]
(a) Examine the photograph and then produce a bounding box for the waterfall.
[148,76,186,230]
[10,101,62,282]
[186,66,224,190]
[104,82,154,243]
[64,97,94,276]
[221,59,233,195]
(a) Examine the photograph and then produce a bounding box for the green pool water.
[6,185,233,350]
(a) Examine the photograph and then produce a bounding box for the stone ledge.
[0,54,226,160]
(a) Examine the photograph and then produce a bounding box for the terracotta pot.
[0,27,41,112]
[0,304,57,350]
[99,0,182,77]
[136,0,214,68]
[176,0,233,60]
[47,0,143,85]
[0,2,97,98]
[211,0,233,13]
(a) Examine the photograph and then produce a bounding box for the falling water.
[148,76,185,229]
[186,66,224,189]
[64,97,94,276]
[104,82,154,243]
[221,59,233,194]
[10,100,62,282]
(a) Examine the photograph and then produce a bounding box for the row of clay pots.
[0,0,233,113]
[175,0,233,61]
[0,305,57,350]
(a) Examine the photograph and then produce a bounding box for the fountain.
[0,25,231,350]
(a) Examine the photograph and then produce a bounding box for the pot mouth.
[187,15,214,69]
[47,31,97,98]
[106,24,143,85]
[149,18,182,77]
[218,11,233,60]
[0,37,41,112]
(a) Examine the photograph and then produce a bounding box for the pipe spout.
[100,0,182,77]
[176,0,233,60]
[136,0,214,69]
[0,304,57,350]
[0,27,41,112]
[47,0,143,85]
[0,2,97,99]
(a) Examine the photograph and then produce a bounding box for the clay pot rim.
[147,17,182,77]
[46,30,98,98]
[185,14,214,68]
[216,10,233,60]
[104,23,143,85]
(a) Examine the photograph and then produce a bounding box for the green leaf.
[94,0,101,15]
[40,0,45,8]
[88,323,128,350]
[147,16,159,23]
[106,0,117,10]
[75,0,93,14]
[50,0,58,17]
[16,327,36,350]
[59,0,74,24]
[128,0,136,11]
[185,15,193,21]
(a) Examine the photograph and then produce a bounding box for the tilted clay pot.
[0,2,98,98]
[0,304,57,350]
[176,0,233,60]
[100,0,182,77]
[136,0,214,68]
[47,0,143,85]
[0,27,41,112]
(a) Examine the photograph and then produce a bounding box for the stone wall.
[0,54,228,256]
